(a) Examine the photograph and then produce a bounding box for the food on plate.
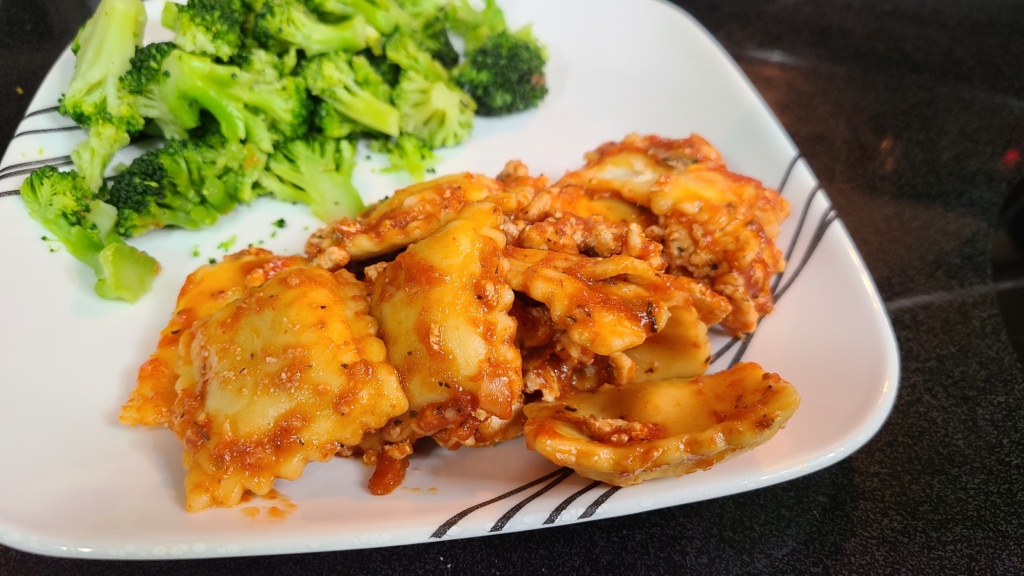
[368,201,523,450]
[121,134,800,511]
[120,248,309,427]
[21,0,550,302]
[553,134,790,334]
[522,362,801,486]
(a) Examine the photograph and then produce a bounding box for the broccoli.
[251,0,381,56]
[305,0,410,36]
[161,0,245,61]
[257,137,365,222]
[384,34,451,82]
[20,167,159,302]
[445,0,506,52]
[105,126,267,238]
[392,70,475,148]
[415,13,459,69]
[454,28,547,116]
[383,37,474,148]
[59,0,148,191]
[302,52,401,137]
[232,46,299,81]
[371,133,436,182]
[120,42,312,152]
[313,101,362,139]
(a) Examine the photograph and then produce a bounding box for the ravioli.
[553,133,790,334]
[305,168,543,270]
[120,248,308,428]
[523,362,800,486]
[369,201,522,448]
[172,266,407,511]
[504,246,689,356]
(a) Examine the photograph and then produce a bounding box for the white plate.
[0,0,899,560]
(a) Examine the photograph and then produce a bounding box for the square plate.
[0,0,899,559]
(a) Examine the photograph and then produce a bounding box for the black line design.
[772,210,838,302]
[729,207,838,368]
[24,106,60,119]
[711,334,742,365]
[0,156,73,179]
[0,189,22,198]
[543,481,601,525]
[489,470,575,532]
[771,184,823,293]
[430,468,573,539]
[579,486,621,519]
[776,154,801,194]
[13,125,82,138]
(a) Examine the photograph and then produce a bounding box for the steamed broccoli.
[454,28,547,116]
[20,167,159,302]
[120,42,311,152]
[161,0,245,61]
[445,0,506,52]
[59,0,148,191]
[257,137,364,222]
[392,70,475,148]
[384,36,475,148]
[313,101,362,139]
[415,13,459,69]
[371,133,436,181]
[302,52,401,137]
[105,126,267,237]
[233,46,300,81]
[251,0,381,56]
[306,0,410,36]
[384,33,451,82]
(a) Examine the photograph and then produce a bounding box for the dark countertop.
[2,0,1022,574]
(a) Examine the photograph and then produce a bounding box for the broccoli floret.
[161,0,245,61]
[106,129,268,237]
[232,46,299,81]
[251,0,381,56]
[416,13,459,69]
[313,101,361,139]
[350,54,393,102]
[306,0,410,35]
[454,29,547,116]
[59,0,148,191]
[445,0,505,52]
[384,34,450,82]
[20,166,159,302]
[392,70,475,148]
[371,133,436,182]
[302,52,401,137]
[257,137,364,222]
[120,42,195,140]
[121,43,311,151]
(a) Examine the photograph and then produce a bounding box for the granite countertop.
[1,0,1022,574]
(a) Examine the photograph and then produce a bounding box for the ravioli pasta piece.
[370,201,522,448]
[173,266,407,511]
[623,302,713,382]
[650,166,789,333]
[554,133,789,334]
[523,362,800,486]
[120,248,308,428]
[305,168,542,270]
[504,246,689,356]
[554,133,724,202]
